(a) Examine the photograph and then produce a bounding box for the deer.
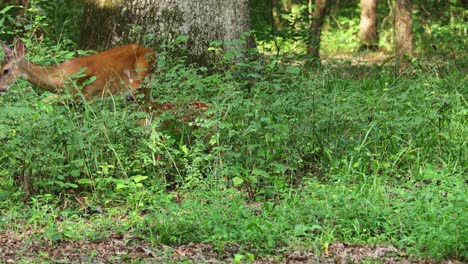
[1,39,209,126]
[0,39,155,101]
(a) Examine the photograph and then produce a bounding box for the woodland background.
[0,0,466,263]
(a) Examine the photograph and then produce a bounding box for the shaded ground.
[0,231,463,263]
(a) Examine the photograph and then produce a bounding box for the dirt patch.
[0,231,463,263]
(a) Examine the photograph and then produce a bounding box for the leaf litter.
[0,231,464,263]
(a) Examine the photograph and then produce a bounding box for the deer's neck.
[18,60,65,93]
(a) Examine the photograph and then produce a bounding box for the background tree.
[395,0,414,72]
[0,1,82,44]
[80,0,254,65]
[307,0,327,61]
[0,0,29,42]
[359,0,378,50]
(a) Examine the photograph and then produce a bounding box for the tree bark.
[307,0,327,62]
[359,0,378,50]
[80,0,254,65]
[271,0,282,32]
[395,0,414,72]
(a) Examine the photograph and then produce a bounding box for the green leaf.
[77,178,93,185]
[233,254,244,263]
[252,168,269,178]
[175,35,189,44]
[233,177,244,186]
[116,183,127,190]
[180,145,189,156]
[64,183,78,189]
[1,5,15,14]
[82,76,97,86]
[286,65,301,75]
[131,175,148,183]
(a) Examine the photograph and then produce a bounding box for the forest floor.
[0,229,463,263]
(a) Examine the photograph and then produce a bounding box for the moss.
[164,8,183,21]
[161,7,184,31]
[187,25,213,66]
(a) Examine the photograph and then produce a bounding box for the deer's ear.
[1,42,13,60]
[13,39,27,59]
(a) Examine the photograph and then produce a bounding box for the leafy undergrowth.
[0,173,466,263]
[0,48,466,262]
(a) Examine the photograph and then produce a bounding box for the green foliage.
[321,16,361,54]
[413,0,467,57]
[1,2,467,260]
[0,0,82,45]
[1,38,466,261]
[249,0,467,57]
[250,0,310,55]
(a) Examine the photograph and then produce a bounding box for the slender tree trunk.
[1,0,28,16]
[359,0,378,50]
[271,0,282,32]
[307,0,327,62]
[1,0,29,42]
[395,0,414,72]
[14,0,28,21]
[80,0,254,65]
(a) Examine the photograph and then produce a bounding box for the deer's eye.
[2,69,9,75]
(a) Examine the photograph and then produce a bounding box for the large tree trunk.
[80,0,254,65]
[395,0,414,72]
[307,0,327,63]
[359,0,378,50]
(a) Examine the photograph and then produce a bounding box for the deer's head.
[0,39,27,94]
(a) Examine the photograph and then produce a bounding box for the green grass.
[0,47,466,261]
